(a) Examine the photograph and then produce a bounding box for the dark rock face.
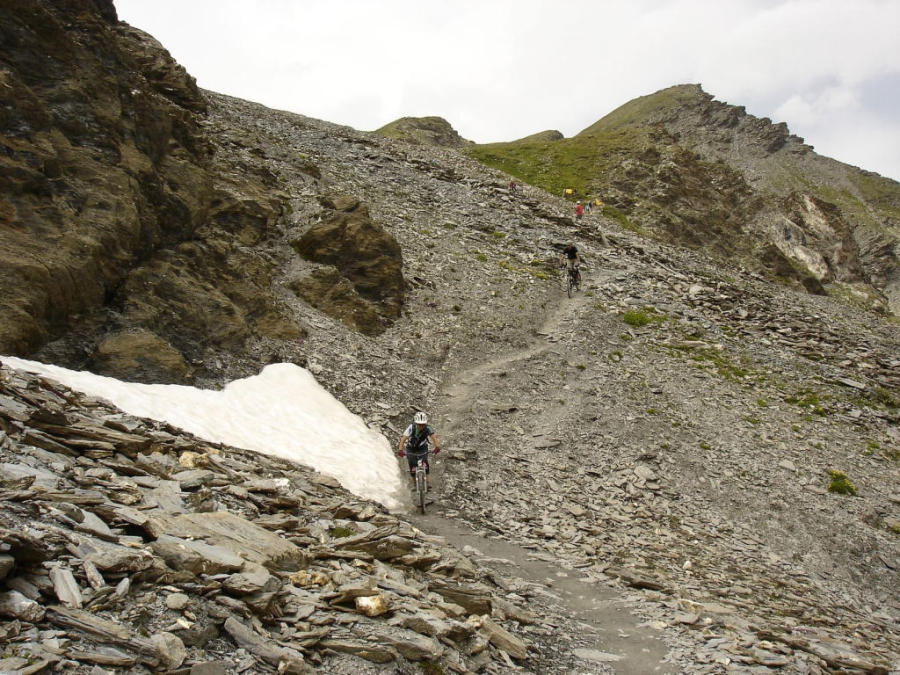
[0,1,315,383]
[0,0,211,356]
[292,195,405,335]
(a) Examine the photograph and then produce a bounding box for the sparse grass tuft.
[784,389,828,416]
[872,386,899,409]
[330,526,354,538]
[602,205,643,233]
[623,307,666,326]
[827,470,857,496]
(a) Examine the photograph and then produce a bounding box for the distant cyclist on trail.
[398,412,441,486]
[560,244,582,286]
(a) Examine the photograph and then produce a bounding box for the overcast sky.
[114,0,900,181]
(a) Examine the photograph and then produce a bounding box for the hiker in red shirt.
[575,201,584,221]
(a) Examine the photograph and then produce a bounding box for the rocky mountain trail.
[416,248,899,673]
[408,514,673,675]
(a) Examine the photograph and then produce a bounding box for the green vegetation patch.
[420,661,445,675]
[849,172,900,224]
[329,526,354,538]
[623,307,667,327]
[827,470,858,496]
[784,389,828,416]
[665,343,751,382]
[601,204,642,233]
[467,126,649,199]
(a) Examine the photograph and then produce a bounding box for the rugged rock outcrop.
[598,85,900,314]
[290,194,405,335]
[0,1,318,383]
[0,0,212,356]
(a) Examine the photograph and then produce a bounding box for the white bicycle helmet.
[414,411,428,424]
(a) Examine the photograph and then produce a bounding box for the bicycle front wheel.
[416,471,426,514]
[567,274,574,298]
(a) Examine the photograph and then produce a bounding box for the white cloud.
[774,87,861,128]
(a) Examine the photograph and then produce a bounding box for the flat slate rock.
[148,511,308,570]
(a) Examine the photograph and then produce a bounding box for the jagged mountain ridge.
[469,83,900,315]
[0,1,898,673]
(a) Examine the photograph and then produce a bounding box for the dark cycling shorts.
[407,452,429,475]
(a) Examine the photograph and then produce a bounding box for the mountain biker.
[574,201,584,221]
[398,411,441,485]
[560,244,582,285]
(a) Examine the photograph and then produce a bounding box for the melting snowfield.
[1,357,405,510]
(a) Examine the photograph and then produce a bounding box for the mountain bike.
[410,449,431,514]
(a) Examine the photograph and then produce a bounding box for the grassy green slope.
[465,85,703,198]
[576,83,703,136]
[467,127,649,198]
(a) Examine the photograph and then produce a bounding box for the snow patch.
[1,357,405,510]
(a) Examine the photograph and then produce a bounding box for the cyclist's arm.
[429,433,441,452]
[398,435,408,454]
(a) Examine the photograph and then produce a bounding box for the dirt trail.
[410,279,674,674]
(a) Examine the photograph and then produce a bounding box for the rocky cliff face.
[585,84,900,315]
[0,0,211,359]
[0,3,898,674]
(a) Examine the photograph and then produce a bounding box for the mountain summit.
[470,84,900,315]
[374,115,472,148]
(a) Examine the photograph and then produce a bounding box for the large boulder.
[291,195,405,335]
